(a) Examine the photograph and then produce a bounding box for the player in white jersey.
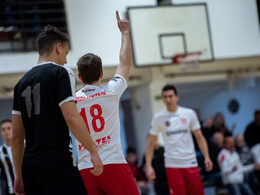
[75,11,139,195]
[145,85,213,195]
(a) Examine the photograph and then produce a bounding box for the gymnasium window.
[0,0,68,52]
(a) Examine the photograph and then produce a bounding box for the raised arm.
[115,11,132,82]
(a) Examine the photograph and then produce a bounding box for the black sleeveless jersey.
[12,62,76,165]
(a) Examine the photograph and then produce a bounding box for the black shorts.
[22,162,87,195]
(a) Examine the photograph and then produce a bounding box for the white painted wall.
[0,0,156,74]
[130,85,153,162]
[0,52,38,74]
[64,0,156,68]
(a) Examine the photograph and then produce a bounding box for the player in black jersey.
[11,25,103,195]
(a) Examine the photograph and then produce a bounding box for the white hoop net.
[172,52,201,72]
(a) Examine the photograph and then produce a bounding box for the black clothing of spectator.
[244,122,260,148]
[235,145,254,166]
[152,146,169,195]
[244,110,260,148]
[141,146,169,195]
[210,144,222,174]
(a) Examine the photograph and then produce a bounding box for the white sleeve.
[150,116,161,135]
[218,151,233,174]
[105,74,127,97]
[58,66,76,107]
[242,164,254,173]
[251,144,260,164]
[190,110,201,131]
[12,110,21,115]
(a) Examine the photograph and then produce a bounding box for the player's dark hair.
[162,84,178,96]
[36,25,69,55]
[77,53,102,84]
[1,119,12,126]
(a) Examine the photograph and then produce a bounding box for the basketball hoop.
[172,52,201,72]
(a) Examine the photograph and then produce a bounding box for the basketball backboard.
[127,3,214,67]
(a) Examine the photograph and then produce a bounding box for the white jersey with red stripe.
[76,74,127,170]
[217,149,253,184]
[150,106,201,168]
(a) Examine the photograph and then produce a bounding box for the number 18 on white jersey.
[76,75,128,170]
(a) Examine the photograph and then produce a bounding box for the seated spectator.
[192,111,212,183]
[213,132,225,149]
[209,132,225,185]
[193,109,211,151]
[251,143,260,165]
[204,117,214,137]
[251,143,260,191]
[235,134,259,194]
[218,136,259,195]
[0,119,15,195]
[126,147,147,195]
[212,113,232,137]
[244,110,260,148]
[235,134,254,165]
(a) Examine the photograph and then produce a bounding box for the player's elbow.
[64,112,79,129]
